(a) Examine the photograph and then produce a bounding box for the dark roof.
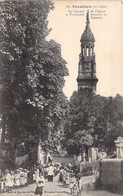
[81,25,95,42]
[81,11,95,42]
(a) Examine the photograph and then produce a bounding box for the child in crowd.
[65,169,70,187]
[75,176,82,196]
[69,173,76,194]
[5,170,11,192]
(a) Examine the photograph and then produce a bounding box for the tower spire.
[86,10,90,25]
[77,11,98,94]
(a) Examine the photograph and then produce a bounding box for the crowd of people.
[0,162,83,196]
[0,163,57,194]
[0,167,29,193]
[59,165,82,195]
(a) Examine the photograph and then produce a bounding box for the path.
[0,174,121,196]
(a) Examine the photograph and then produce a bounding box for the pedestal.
[115,137,123,158]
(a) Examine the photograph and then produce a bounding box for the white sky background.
[47,0,123,99]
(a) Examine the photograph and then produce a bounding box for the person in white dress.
[23,169,28,186]
[20,170,24,187]
[35,175,44,196]
[33,168,37,182]
[14,170,20,187]
[48,164,54,182]
[9,171,14,189]
[5,171,11,192]
[65,170,70,187]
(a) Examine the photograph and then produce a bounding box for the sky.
[47,0,123,99]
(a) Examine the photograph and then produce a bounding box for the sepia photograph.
[0,0,123,195]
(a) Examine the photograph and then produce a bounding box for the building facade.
[77,11,98,93]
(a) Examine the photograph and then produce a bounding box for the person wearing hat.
[33,168,37,183]
[20,169,24,187]
[35,175,44,196]
[28,168,33,184]
[24,169,28,186]
[9,171,14,190]
[14,170,20,188]
[5,170,11,192]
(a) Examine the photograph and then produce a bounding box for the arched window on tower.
[82,48,84,57]
[79,63,82,72]
[90,47,93,56]
[87,47,89,57]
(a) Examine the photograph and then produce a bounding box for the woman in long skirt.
[35,176,44,196]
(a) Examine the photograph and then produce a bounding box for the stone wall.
[99,158,123,187]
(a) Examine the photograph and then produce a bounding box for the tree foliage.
[93,97,120,154]
[63,89,121,156]
[0,0,69,154]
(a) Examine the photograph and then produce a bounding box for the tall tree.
[0,0,68,157]
[63,89,120,156]
[93,97,120,154]
[63,89,96,156]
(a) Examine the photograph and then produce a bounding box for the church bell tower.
[77,11,98,93]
